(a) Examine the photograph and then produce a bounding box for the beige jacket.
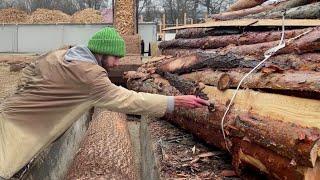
[0,48,170,178]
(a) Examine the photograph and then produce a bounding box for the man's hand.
[174,95,210,109]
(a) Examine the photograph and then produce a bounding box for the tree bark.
[126,74,320,178]
[162,27,320,57]
[227,0,267,12]
[245,0,315,19]
[66,109,138,180]
[180,69,320,93]
[175,27,241,39]
[210,1,287,20]
[258,2,320,19]
[159,28,309,50]
[157,52,320,74]
[220,27,320,57]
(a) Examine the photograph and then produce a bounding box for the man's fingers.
[195,97,210,106]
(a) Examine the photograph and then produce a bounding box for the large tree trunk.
[227,0,267,12]
[126,74,320,179]
[180,69,320,93]
[259,2,320,19]
[245,0,316,19]
[67,109,138,180]
[159,28,310,50]
[233,139,320,180]
[157,52,320,74]
[210,1,288,20]
[175,27,241,39]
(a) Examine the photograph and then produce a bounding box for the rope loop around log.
[220,12,287,152]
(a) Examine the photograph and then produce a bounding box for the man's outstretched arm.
[89,71,209,117]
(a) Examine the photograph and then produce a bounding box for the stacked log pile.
[210,0,320,20]
[125,24,320,179]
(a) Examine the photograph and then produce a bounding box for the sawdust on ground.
[27,8,71,24]
[0,8,29,24]
[71,8,104,24]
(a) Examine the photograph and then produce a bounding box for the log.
[175,27,241,39]
[180,69,320,93]
[158,52,259,74]
[159,28,309,50]
[233,139,320,180]
[210,1,287,20]
[161,48,201,57]
[66,109,138,180]
[158,52,320,74]
[126,74,320,178]
[220,27,320,57]
[162,27,320,57]
[258,2,320,19]
[245,0,315,19]
[227,0,267,12]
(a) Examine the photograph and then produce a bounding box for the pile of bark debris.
[125,2,320,178]
[71,8,104,24]
[210,0,320,20]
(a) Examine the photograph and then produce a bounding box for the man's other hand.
[174,95,210,109]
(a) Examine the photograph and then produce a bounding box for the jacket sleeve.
[89,70,174,117]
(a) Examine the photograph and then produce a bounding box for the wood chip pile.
[0,8,106,24]
[71,8,103,24]
[0,8,29,24]
[27,8,71,24]
[125,0,320,179]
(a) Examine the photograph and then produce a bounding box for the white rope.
[220,13,287,152]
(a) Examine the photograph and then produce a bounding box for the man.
[0,27,209,178]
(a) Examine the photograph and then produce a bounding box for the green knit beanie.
[88,27,126,57]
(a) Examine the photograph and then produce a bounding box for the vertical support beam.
[176,18,179,33]
[184,13,187,25]
[114,0,137,36]
[162,14,166,30]
[159,21,162,34]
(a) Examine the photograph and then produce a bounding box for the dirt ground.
[149,118,240,180]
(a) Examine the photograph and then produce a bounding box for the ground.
[146,118,240,180]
